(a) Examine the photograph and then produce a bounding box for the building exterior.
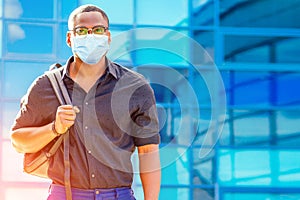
[0,0,299,199]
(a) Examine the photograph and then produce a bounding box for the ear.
[107,31,111,44]
[66,32,72,47]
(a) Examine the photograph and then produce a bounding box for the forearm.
[140,168,161,200]
[138,144,161,200]
[11,122,57,153]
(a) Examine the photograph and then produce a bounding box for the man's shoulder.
[111,61,147,82]
[27,67,61,95]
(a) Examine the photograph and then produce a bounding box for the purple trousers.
[47,184,136,200]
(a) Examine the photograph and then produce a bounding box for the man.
[10,4,161,200]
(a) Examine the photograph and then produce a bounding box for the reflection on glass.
[276,73,300,106]
[80,0,134,24]
[4,0,23,18]
[229,72,271,106]
[233,110,270,145]
[276,38,300,63]
[6,24,53,55]
[61,0,77,20]
[220,0,300,28]
[160,188,190,200]
[224,193,300,200]
[194,188,214,200]
[4,0,53,19]
[193,148,214,185]
[58,23,72,60]
[136,0,188,26]
[218,149,300,187]
[192,0,214,26]
[107,30,133,64]
[225,35,300,64]
[276,110,300,147]
[134,29,190,66]
[192,31,214,63]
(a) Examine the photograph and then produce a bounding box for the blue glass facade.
[1,0,300,199]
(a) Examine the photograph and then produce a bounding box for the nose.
[87,28,93,34]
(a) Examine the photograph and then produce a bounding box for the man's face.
[67,11,111,47]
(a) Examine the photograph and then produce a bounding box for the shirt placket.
[81,83,102,187]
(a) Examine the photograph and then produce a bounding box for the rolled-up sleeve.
[130,83,160,146]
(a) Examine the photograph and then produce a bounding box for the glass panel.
[220,0,300,28]
[193,148,214,185]
[4,62,50,98]
[160,146,190,185]
[0,0,2,17]
[276,73,300,106]
[232,110,270,145]
[136,0,188,26]
[218,110,231,146]
[276,38,300,63]
[194,188,214,200]
[2,102,20,139]
[230,72,271,106]
[192,0,214,26]
[218,149,300,187]
[2,141,50,183]
[135,66,201,145]
[276,110,300,147]
[58,23,72,60]
[134,29,190,66]
[192,31,215,65]
[224,35,300,64]
[4,0,23,19]
[79,0,133,24]
[6,23,53,56]
[61,1,78,20]
[160,188,190,200]
[4,0,54,19]
[107,30,134,64]
[223,193,300,200]
[194,109,215,146]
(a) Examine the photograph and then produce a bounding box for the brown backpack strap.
[46,68,72,200]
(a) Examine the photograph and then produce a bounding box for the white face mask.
[71,34,110,65]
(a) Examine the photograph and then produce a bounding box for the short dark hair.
[68,4,109,30]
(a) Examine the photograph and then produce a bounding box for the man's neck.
[69,56,107,92]
[70,56,107,80]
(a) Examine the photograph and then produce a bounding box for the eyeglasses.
[72,25,108,37]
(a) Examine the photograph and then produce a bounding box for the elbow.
[10,130,28,153]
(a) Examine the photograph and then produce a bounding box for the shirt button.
[85,126,88,130]
[88,150,91,154]
[95,190,100,195]
[85,102,89,105]
[91,173,95,178]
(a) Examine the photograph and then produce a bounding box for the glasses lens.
[93,26,106,35]
[75,27,88,36]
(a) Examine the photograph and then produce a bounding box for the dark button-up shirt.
[12,57,160,189]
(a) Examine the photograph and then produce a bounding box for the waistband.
[49,184,133,198]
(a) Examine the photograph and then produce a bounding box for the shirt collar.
[61,56,119,80]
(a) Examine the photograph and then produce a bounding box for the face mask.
[71,34,109,65]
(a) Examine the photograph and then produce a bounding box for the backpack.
[23,63,72,200]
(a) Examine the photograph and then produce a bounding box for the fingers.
[55,105,79,134]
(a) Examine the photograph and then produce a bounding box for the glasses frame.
[71,25,109,37]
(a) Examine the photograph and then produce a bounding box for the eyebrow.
[73,25,108,29]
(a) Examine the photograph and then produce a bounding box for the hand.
[54,105,79,134]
